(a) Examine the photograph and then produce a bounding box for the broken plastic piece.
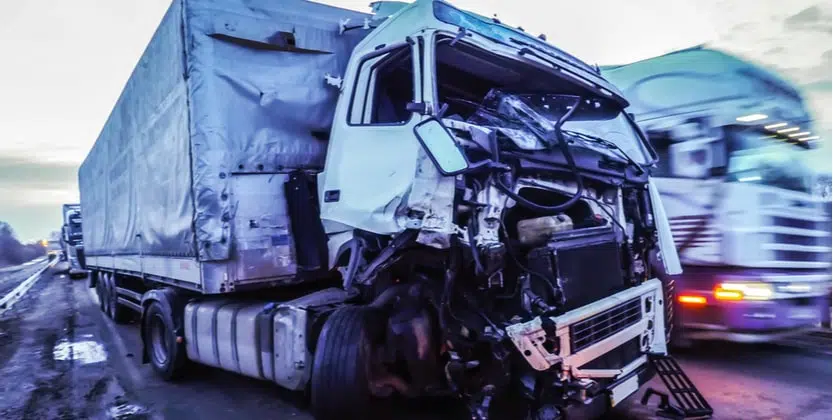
[324,73,343,90]
[338,18,350,35]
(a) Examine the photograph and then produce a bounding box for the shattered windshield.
[464,90,653,165]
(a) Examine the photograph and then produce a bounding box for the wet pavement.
[0,264,830,419]
[0,263,154,420]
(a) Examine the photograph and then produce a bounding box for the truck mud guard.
[285,171,329,277]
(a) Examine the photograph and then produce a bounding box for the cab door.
[319,39,427,234]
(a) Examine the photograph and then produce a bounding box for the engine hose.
[493,97,585,214]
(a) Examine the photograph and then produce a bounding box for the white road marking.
[87,287,145,386]
[53,334,108,365]
[107,402,150,419]
[0,260,55,316]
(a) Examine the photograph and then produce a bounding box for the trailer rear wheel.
[310,306,383,420]
[94,273,107,312]
[143,300,187,381]
[103,273,131,324]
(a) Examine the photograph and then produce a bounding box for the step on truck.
[60,203,89,279]
[80,1,710,418]
[602,47,832,345]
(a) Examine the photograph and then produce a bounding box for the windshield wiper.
[561,130,645,174]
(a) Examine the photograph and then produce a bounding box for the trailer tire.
[143,300,187,381]
[310,306,383,420]
[104,273,131,324]
[97,281,107,313]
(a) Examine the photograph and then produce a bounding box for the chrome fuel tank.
[183,288,346,390]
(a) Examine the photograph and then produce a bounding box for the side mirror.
[413,118,469,175]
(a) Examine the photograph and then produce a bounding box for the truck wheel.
[108,291,132,324]
[97,273,110,313]
[104,274,131,324]
[310,306,383,420]
[143,300,187,381]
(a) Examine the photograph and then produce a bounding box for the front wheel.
[142,301,188,381]
[310,306,384,420]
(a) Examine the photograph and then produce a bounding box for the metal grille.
[773,233,827,247]
[771,216,819,231]
[569,297,643,353]
[774,250,832,263]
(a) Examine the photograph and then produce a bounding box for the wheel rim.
[150,314,170,366]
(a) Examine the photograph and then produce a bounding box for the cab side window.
[348,45,415,125]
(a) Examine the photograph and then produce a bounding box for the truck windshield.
[433,36,652,166]
[467,91,651,165]
[726,129,813,193]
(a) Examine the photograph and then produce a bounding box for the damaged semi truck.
[80,0,710,418]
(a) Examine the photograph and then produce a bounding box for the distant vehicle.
[60,204,88,279]
[44,233,62,260]
[79,1,710,419]
[603,47,832,344]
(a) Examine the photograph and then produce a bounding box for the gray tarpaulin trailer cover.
[79,0,369,292]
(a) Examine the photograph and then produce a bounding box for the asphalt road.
[0,266,830,419]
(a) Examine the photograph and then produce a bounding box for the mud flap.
[285,170,329,277]
[641,353,713,419]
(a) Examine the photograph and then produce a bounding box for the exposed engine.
[343,89,667,419]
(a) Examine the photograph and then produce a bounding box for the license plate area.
[609,374,640,407]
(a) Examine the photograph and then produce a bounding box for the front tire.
[310,306,383,420]
[143,300,188,381]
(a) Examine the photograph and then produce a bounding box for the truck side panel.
[183,0,368,261]
[80,0,369,292]
[79,0,196,259]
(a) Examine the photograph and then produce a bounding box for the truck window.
[348,45,415,125]
[649,135,673,177]
[433,36,594,120]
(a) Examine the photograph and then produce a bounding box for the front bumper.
[675,269,831,342]
[505,279,666,380]
[558,362,656,418]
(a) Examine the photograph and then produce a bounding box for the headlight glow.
[715,282,774,301]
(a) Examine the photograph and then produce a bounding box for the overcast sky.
[0,0,830,242]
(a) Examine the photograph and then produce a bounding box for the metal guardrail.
[0,259,54,316]
[0,257,48,273]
